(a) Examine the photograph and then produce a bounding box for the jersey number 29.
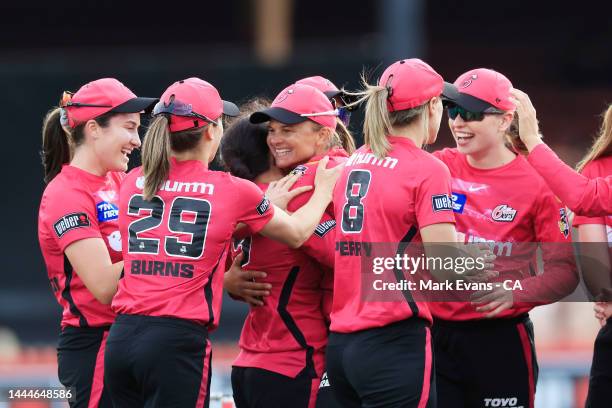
[127,195,211,259]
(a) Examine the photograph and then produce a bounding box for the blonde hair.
[141,116,210,200]
[311,119,356,154]
[576,104,612,172]
[345,74,428,158]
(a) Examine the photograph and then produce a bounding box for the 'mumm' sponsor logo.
[467,234,513,256]
[136,177,214,195]
[346,152,398,169]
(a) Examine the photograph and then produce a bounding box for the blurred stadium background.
[0,1,610,407]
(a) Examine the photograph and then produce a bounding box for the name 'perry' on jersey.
[331,136,455,333]
[112,158,274,329]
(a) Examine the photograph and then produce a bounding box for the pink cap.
[379,59,444,112]
[155,77,239,132]
[62,78,157,128]
[295,76,341,99]
[250,84,337,129]
[442,68,515,112]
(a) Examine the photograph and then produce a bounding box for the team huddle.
[37,58,612,408]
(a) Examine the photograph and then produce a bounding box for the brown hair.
[40,107,114,183]
[141,116,210,200]
[576,104,612,172]
[504,113,529,155]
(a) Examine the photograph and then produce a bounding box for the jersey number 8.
[341,170,372,233]
[127,194,211,259]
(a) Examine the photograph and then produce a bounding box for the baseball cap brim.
[223,100,240,117]
[111,97,159,114]
[442,82,494,113]
[250,107,308,125]
[323,90,342,99]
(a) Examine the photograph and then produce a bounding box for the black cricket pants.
[104,314,212,408]
[586,317,612,407]
[231,366,319,408]
[432,314,538,408]
[57,326,112,408]
[326,318,435,408]
[315,370,344,408]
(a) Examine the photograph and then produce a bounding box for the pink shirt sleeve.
[43,188,102,252]
[414,158,456,228]
[573,162,608,226]
[233,178,275,234]
[527,144,612,216]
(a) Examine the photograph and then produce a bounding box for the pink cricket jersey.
[430,148,578,320]
[38,165,123,328]
[112,158,274,329]
[330,136,456,333]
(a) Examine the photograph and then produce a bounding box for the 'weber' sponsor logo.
[54,213,90,237]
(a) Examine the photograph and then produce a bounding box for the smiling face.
[447,110,513,157]
[92,113,142,172]
[266,120,329,170]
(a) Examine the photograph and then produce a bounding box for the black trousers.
[231,366,317,408]
[57,326,112,408]
[432,314,537,408]
[104,314,212,408]
[326,318,435,408]
[315,370,343,408]
[586,317,612,407]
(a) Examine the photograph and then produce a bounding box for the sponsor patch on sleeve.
[314,220,336,237]
[558,208,570,238]
[291,165,308,176]
[53,212,90,237]
[431,194,453,212]
[256,196,271,215]
[451,192,467,214]
[96,201,119,222]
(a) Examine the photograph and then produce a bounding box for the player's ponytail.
[141,115,172,200]
[360,79,393,159]
[335,120,356,154]
[142,115,209,200]
[352,73,428,159]
[576,104,612,172]
[41,108,71,183]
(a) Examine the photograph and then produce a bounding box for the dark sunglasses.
[60,91,112,109]
[153,95,218,125]
[445,103,504,122]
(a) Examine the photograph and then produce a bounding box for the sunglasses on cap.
[152,96,218,124]
[300,109,340,120]
[329,98,352,126]
[445,102,504,122]
[60,91,112,109]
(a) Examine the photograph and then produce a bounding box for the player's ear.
[202,123,215,141]
[498,111,514,133]
[84,119,100,140]
[428,96,441,116]
[315,124,332,148]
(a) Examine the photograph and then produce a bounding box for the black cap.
[441,82,500,113]
[111,97,159,114]
[249,107,308,125]
[223,100,240,117]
